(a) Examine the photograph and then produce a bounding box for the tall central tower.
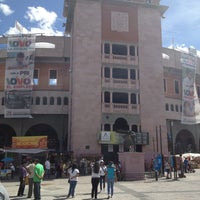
[63,0,168,161]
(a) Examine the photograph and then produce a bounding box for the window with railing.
[33,69,39,85]
[112,44,127,56]
[112,68,128,79]
[112,92,128,104]
[49,69,57,86]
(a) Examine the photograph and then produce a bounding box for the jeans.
[107,178,114,197]
[91,177,100,198]
[34,182,41,200]
[99,175,105,190]
[68,181,77,197]
[28,178,33,197]
[17,177,25,196]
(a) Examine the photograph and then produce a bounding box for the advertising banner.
[4,35,35,118]
[181,49,200,124]
[12,136,47,149]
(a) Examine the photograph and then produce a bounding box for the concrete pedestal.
[118,152,145,181]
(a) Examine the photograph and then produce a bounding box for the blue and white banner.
[4,35,35,118]
[181,48,200,124]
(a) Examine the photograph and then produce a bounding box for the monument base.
[118,152,145,181]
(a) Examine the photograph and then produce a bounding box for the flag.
[15,20,24,33]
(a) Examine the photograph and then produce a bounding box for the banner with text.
[181,48,200,124]
[12,136,47,149]
[4,35,35,118]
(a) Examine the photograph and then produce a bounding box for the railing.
[102,103,139,114]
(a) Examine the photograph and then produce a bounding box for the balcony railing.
[102,103,139,114]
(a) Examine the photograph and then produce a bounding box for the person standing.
[9,163,15,179]
[17,162,27,197]
[99,161,106,192]
[91,161,100,199]
[26,160,35,198]
[33,159,44,200]
[44,158,51,179]
[67,163,79,198]
[106,161,117,199]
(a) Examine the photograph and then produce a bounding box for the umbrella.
[1,157,14,163]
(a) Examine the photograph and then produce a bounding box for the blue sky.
[0,0,65,36]
[0,0,200,51]
[161,0,200,50]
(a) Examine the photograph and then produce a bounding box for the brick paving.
[2,169,200,200]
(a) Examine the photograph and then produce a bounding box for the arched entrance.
[26,124,59,151]
[0,124,16,148]
[101,118,129,163]
[113,118,129,132]
[175,129,195,154]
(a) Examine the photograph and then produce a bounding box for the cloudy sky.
[161,0,200,50]
[0,0,200,51]
[0,0,65,36]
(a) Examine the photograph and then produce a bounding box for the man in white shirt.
[45,159,51,179]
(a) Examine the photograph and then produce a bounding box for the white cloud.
[24,6,63,36]
[0,3,14,16]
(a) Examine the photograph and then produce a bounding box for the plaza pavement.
[2,169,200,200]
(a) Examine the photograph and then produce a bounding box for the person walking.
[106,161,117,199]
[67,163,79,198]
[44,158,51,179]
[33,159,44,200]
[91,161,100,199]
[26,159,35,198]
[17,162,27,197]
[99,160,106,192]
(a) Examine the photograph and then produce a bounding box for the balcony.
[102,103,139,114]
[102,78,139,90]
[102,54,139,65]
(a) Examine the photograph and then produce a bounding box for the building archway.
[175,129,195,154]
[0,124,16,148]
[113,117,129,132]
[25,124,59,151]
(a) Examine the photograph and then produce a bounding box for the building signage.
[4,34,35,118]
[12,136,47,149]
[181,48,200,124]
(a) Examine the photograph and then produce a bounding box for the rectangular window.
[104,43,110,54]
[49,69,57,86]
[164,79,166,92]
[112,68,128,79]
[112,92,128,104]
[104,67,110,78]
[130,69,136,80]
[112,44,127,56]
[175,80,179,94]
[104,92,110,103]
[130,46,135,56]
[33,69,39,85]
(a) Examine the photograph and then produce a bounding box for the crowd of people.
[7,156,121,200]
[67,158,118,199]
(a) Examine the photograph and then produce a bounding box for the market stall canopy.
[1,157,14,162]
[4,148,52,154]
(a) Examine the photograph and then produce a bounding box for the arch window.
[104,124,111,131]
[64,97,68,105]
[170,104,174,111]
[43,97,47,105]
[36,97,40,105]
[50,97,54,105]
[1,97,4,105]
[165,103,169,111]
[57,97,62,105]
